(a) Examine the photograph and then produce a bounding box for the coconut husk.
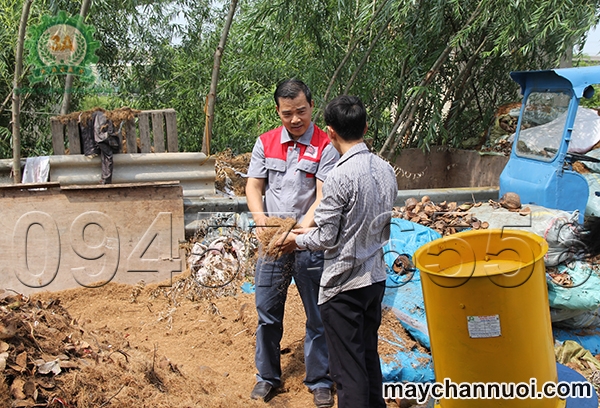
[393,197,488,236]
[256,217,298,258]
[573,161,590,174]
[498,192,521,210]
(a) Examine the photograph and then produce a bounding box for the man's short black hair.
[324,95,366,141]
[274,79,312,106]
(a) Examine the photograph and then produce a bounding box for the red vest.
[260,125,330,163]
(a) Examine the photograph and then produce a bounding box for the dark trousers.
[320,281,386,408]
[98,136,120,184]
[254,251,332,390]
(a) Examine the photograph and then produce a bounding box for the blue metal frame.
[499,66,600,220]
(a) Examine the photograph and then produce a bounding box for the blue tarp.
[380,219,441,382]
[380,331,435,383]
[547,260,600,311]
[241,281,255,294]
[554,328,600,355]
[382,218,441,349]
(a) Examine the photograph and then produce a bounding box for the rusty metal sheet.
[0,182,184,295]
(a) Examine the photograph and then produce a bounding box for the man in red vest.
[246,79,338,407]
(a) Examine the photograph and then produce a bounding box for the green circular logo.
[25,11,99,83]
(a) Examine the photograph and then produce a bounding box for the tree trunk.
[12,0,34,183]
[60,0,92,115]
[203,0,238,155]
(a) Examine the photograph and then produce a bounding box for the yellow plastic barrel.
[414,229,564,408]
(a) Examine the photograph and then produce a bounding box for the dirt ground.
[0,268,421,408]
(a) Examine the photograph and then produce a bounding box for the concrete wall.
[393,147,509,189]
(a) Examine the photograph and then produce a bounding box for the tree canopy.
[1,0,600,159]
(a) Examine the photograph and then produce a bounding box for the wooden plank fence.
[50,108,178,155]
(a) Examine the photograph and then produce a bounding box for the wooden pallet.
[50,108,178,155]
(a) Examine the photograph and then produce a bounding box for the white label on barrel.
[467,315,501,338]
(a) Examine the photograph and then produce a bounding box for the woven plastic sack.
[547,260,600,311]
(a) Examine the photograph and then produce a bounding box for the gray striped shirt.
[296,142,398,304]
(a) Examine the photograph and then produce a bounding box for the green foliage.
[580,84,600,110]
[78,93,124,111]
[2,0,600,159]
[575,58,600,110]
[0,0,87,159]
[0,125,10,155]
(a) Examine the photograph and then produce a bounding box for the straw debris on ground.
[0,210,426,408]
[0,274,418,408]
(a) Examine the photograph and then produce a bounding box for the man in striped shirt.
[281,95,398,408]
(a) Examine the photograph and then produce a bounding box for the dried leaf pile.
[0,293,81,407]
[214,149,252,196]
[0,280,283,408]
[0,290,182,408]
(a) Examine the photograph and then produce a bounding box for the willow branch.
[315,0,391,123]
[344,14,394,94]
[379,3,484,157]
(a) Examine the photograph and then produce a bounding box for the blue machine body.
[499,66,600,220]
